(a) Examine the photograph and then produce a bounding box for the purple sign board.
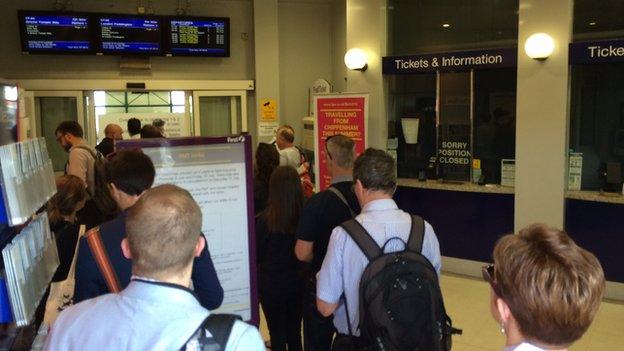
[383,47,517,74]
[569,39,624,65]
[115,135,259,326]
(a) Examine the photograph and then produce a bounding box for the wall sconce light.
[524,33,555,60]
[344,48,368,71]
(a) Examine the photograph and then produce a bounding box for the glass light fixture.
[524,33,555,60]
[344,48,368,71]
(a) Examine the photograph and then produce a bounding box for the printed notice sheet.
[140,141,252,320]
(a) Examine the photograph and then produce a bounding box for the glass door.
[33,91,85,172]
[192,91,247,137]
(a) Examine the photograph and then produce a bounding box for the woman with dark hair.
[256,166,305,351]
[47,175,87,282]
[253,142,279,214]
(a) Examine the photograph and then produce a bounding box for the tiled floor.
[259,273,624,350]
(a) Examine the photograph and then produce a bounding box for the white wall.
[278,0,333,140]
[0,0,255,80]
[331,0,347,93]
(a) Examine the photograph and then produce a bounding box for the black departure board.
[97,15,162,54]
[165,17,229,57]
[18,11,93,54]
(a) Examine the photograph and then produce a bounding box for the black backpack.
[182,314,241,351]
[339,215,461,351]
[72,145,117,217]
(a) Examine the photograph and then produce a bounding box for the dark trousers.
[260,290,303,351]
[303,284,336,351]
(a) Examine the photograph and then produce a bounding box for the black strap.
[340,219,381,261]
[406,214,425,253]
[328,186,356,218]
[205,314,240,348]
[182,313,241,350]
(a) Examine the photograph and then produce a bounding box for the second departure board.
[97,15,162,54]
[18,11,93,54]
[165,17,229,57]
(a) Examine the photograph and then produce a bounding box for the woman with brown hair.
[253,142,280,214]
[484,224,605,351]
[256,166,305,351]
[47,175,87,282]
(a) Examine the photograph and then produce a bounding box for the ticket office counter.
[394,180,624,299]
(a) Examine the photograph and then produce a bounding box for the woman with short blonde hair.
[484,224,605,351]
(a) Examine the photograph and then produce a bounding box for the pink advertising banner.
[314,94,368,191]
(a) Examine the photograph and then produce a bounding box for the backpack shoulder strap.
[182,313,241,351]
[204,314,241,348]
[327,186,356,218]
[340,219,381,261]
[406,214,425,253]
[73,145,101,160]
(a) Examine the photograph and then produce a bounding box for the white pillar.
[253,0,281,143]
[514,0,573,230]
[345,0,387,149]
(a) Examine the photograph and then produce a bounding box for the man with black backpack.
[45,185,264,351]
[317,148,457,351]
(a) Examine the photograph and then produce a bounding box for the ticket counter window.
[569,0,624,191]
[386,0,518,184]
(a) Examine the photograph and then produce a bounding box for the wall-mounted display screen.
[164,17,229,57]
[18,11,94,54]
[96,15,162,54]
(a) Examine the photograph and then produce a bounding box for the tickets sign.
[314,94,368,191]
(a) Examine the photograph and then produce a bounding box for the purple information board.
[115,135,259,325]
[569,39,624,65]
[383,47,517,74]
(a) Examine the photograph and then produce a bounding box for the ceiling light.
[442,23,451,28]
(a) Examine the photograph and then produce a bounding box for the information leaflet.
[116,136,257,324]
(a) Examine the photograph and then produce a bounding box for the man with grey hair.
[295,134,361,351]
[316,148,441,346]
[45,185,264,351]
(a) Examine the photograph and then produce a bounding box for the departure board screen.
[97,15,161,54]
[165,17,229,57]
[18,11,93,54]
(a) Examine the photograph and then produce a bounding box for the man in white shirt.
[316,148,442,339]
[275,125,309,174]
[44,184,265,351]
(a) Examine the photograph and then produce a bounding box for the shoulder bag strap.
[327,186,356,218]
[406,214,425,253]
[340,219,381,261]
[84,226,122,293]
[65,225,86,282]
[73,145,98,160]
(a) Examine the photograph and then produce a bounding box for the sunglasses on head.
[325,134,343,160]
[482,264,503,298]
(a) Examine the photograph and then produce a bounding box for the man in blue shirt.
[316,148,442,339]
[45,185,264,351]
[73,149,224,309]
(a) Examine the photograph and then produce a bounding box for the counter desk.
[394,179,624,299]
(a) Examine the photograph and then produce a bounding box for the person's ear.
[194,236,206,257]
[496,297,512,325]
[121,238,132,259]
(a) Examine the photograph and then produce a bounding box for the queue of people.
[42,119,606,351]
